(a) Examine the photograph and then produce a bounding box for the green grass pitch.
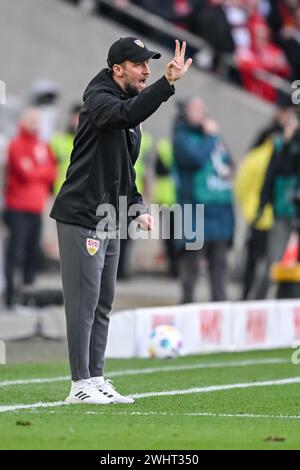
[1,348,300,450]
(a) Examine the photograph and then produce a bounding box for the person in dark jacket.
[280,6,300,82]
[190,0,235,64]
[255,114,300,299]
[173,97,234,304]
[50,37,192,405]
[241,94,296,300]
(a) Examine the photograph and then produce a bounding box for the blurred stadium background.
[1,0,300,451]
[1,0,300,336]
[0,0,299,353]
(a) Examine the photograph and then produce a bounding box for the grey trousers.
[56,222,120,381]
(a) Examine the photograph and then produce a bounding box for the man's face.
[186,98,207,127]
[115,60,150,97]
[277,107,297,127]
[22,108,41,135]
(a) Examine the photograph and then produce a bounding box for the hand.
[136,213,154,231]
[251,206,264,228]
[203,119,219,135]
[284,118,299,141]
[165,40,193,84]
[20,157,33,172]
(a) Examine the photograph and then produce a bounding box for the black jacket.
[259,132,300,210]
[50,69,174,229]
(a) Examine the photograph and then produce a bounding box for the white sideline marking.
[0,358,287,388]
[32,409,300,420]
[131,376,300,399]
[86,410,300,420]
[0,376,70,387]
[0,401,65,413]
[0,375,299,413]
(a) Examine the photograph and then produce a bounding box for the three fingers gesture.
[165,40,193,84]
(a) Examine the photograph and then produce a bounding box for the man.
[50,37,192,405]
[173,97,234,304]
[4,107,56,308]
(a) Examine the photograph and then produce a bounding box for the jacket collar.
[83,68,128,101]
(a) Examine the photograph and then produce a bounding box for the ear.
[112,64,123,78]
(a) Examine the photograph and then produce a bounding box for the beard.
[124,81,140,97]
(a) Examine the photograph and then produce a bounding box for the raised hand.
[165,40,193,84]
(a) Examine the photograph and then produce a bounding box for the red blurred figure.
[237,21,290,102]
[4,107,56,307]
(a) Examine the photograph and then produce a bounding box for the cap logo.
[134,39,144,48]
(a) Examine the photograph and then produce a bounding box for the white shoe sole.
[65,396,113,405]
[112,397,135,404]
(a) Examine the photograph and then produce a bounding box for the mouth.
[138,78,147,90]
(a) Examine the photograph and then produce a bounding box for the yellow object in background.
[51,132,74,195]
[234,139,274,230]
[271,263,300,282]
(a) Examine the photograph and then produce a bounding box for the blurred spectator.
[190,0,235,70]
[237,20,290,102]
[29,79,61,142]
[224,0,252,50]
[134,129,153,202]
[254,111,300,298]
[3,108,56,307]
[246,1,283,38]
[253,93,296,146]
[235,95,296,299]
[130,0,199,25]
[152,137,179,277]
[280,6,300,81]
[173,97,234,303]
[235,138,274,299]
[279,0,299,29]
[51,103,81,195]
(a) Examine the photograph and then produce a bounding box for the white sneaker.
[91,377,135,404]
[65,379,113,405]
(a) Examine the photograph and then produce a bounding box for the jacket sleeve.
[86,76,175,130]
[173,128,216,169]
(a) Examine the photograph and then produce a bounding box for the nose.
[143,62,150,74]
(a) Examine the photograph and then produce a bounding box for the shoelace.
[96,379,120,398]
[86,383,98,394]
[102,379,116,393]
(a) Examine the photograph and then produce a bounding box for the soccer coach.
[50,37,192,405]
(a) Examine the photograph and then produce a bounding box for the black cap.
[107,37,161,67]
